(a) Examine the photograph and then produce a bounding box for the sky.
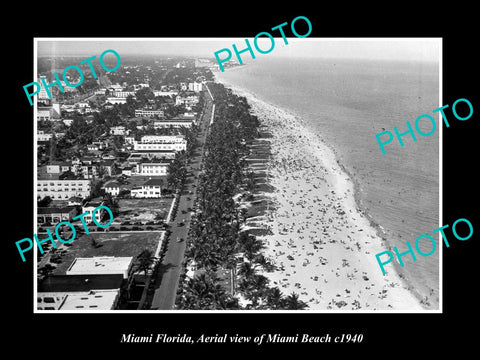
[36,38,441,63]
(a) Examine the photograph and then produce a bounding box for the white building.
[135,160,169,176]
[131,178,163,198]
[109,126,128,136]
[63,119,74,126]
[175,92,199,107]
[134,109,164,118]
[81,202,105,224]
[37,177,91,200]
[113,91,135,98]
[188,81,203,92]
[46,161,72,174]
[153,90,178,97]
[37,131,53,142]
[133,136,186,152]
[66,256,134,280]
[106,97,127,105]
[103,181,120,196]
[153,120,193,129]
[37,290,120,311]
[56,290,120,310]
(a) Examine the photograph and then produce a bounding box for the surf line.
[375,217,473,274]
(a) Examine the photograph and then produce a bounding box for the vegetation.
[179,82,307,310]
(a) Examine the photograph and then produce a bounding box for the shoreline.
[214,75,428,311]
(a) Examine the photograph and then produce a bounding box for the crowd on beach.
[242,93,424,311]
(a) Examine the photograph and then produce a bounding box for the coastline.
[214,74,426,311]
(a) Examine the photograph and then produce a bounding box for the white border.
[33,37,443,314]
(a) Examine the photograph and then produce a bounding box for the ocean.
[216,56,440,308]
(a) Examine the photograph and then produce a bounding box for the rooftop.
[66,256,133,278]
[38,274,124,293]
[59,290,120,310]
[38,206,76,215]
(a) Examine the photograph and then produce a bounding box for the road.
[150,89,213,310]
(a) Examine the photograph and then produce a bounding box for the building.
[113,91,135,98]
[37,206,77,224]
[38,76,50,100]
[131,178,163,198]
[66,256,134,280]
[37,130,53,142]
[109,126,128,136]
[56,290,120,310]
[103,181,120,196]
[37,206,76,224]
[106,97,127,105]
[139,135,185,144]
[37,103,61,120]
[175,91,199,107]
[38,289,120,310]
[153,90,178,97]
[37,274,124,310]
[134,109,164,118]
[107,84,123,92]
[81,201,104,224]
[37,175,91,200]
[153,119,193,129]
[121,166,133,176]
[133,137,186,152]
[46,161,72,174]
[188,81,203,92]
[124,136,135,145]
[135,159,170,176]
[63,119,74,126]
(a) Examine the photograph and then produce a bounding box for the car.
[176,237,184,243]
[178,222,185,227]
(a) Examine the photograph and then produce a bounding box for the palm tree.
[266,287,284,310]
[135,249,157,276]
[282,292,308,310]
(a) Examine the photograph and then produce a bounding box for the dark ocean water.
[217,56,440,308]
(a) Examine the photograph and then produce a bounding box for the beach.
[218,78,425,310]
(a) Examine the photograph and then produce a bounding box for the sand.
[226,84,425,311]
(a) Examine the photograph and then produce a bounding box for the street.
[150,89,214,309]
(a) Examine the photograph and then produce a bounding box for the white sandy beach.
[220,80,425,311]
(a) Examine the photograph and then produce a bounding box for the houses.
[131,178,163,198]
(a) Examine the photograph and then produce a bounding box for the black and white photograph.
[7,6,478,354]
[32,38,441,312]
